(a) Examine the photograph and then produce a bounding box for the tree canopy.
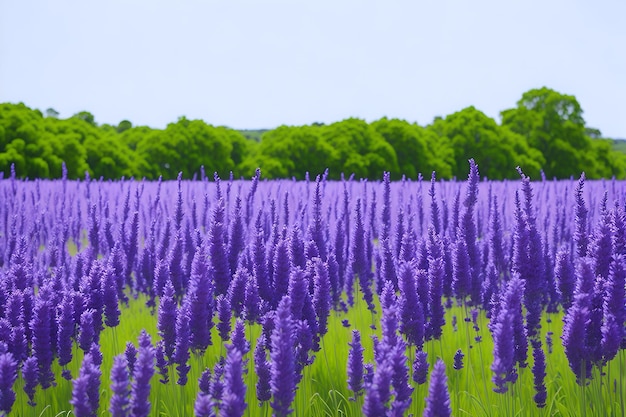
[0,87,624,180]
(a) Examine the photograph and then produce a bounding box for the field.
[0,163,624,416]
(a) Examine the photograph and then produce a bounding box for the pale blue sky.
[1,0,625,138]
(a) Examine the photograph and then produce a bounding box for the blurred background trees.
[0,87,624,180]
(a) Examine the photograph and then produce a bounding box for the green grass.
[12,290,626,417]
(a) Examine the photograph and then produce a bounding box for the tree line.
[1,87,624,181]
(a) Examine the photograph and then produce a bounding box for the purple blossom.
[125,342,137,378]
[174,299,192,385]
[220,346,247,417]
[397,261,424,349]
[157,278,177,362]
[110,354,131,417]
[0,351,17,415]
[270,296,296,417]
[216,294,232,342]
[79,308,96,352]
[453,349,464,370]
[71,353,101,417]
[155,341,169,384]
[347,330,364,400]
[230,319,251,356]
[30,295,55,389]
[188,243,214,352]
[131,330,155,417]
[195,393,215,417]
[532,342,547,408]
[57,293,75,369]
[412,350,429,385]
[423,359,452,417]
[198,367,212,394]
[312,258,331,338]
[389,339,413,416]
[254,335,271,404]
[22,355,38,406]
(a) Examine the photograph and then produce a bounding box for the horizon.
[1,1,625,138]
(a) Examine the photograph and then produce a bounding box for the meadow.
[0,162,624,416]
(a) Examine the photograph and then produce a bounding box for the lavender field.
[0,161,624,416]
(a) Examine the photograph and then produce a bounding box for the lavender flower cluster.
[0,161,623,415]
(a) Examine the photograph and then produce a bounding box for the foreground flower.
[424,359,452,417]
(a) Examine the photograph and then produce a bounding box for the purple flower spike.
[532,342,547,408]
[157,279,177,362]
[174,300,192,385]
[22,356,39,406]
[110,354,130,417]
[230,319,251,356]
[270,296,296,417]
[195,393,215,417]
[453,349,464,370]
[347,330,365,400]
[220,346,247,417]
[0,351,17,415]
[412,350,429,385]
[131,330,155,417]
[424,359,452,417]
[125,342,137,377]
[254,335,271,404]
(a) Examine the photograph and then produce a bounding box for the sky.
[1,0,625,138]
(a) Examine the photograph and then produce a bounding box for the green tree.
[429,106,543,179]
[501,87,593,178]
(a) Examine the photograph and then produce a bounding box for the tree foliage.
[0,87,624,180]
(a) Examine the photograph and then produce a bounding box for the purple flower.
[71,353,101,417]
[313,258,331,338]
[397,261,424,349]
[78,308,96,352]
[347,330,364,400]
[389,340,413,416]
[188,243,214,353]
[554,249,575,311]
[270,296,296,417]
[57,293,75,368]
[216,294,232,342]
[228,195,246,274]
[228,267,249,319]
[130,330,155,417]
[22,355,38,406]
[209,199,231,296]
[244,273,262,323]
[412,350,429,385]
[362,359,392,416]
[157,278,177,362]
[254,335,271,404]
[532,342,547,408]
[602,254,625,362]
[125,342,137,377]
[198,367,212,394]
[219,346,247,417]
[30,295,55,389]
[427,229,446,340]
[0,351,17,415]
[230,319,251,356]
[102,261,121,328]
[562,301,592,385]
[574,173,588,258]
[272,238,292,307]
[110,354,130,417]
[195,393,215,417]
[155,341,169,384]
[424,359,452,417]
[453,349,464,370]
[174,299,192,385]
